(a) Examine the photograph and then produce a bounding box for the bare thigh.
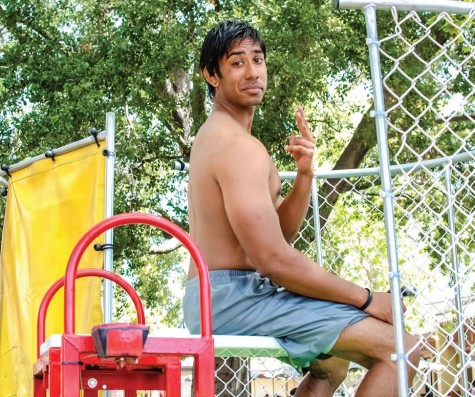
[327,316,398,369]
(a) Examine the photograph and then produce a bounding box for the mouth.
[243,85,264,94]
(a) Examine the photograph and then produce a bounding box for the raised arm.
[217,135,395,325]
[277,106,315,242]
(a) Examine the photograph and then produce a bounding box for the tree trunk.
[215,357,251,397]
[192,357,251,396]
[318,108,377,229]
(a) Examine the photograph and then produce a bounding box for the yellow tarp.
[0,143,105,396]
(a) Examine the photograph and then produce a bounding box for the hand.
[364,291,407,325]
[285,106,315,177]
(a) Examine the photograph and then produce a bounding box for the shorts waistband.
[186,269,256,288]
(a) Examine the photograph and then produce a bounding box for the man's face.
[214,38,267,107]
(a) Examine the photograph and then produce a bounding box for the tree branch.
[435,115,475,124]
[149,238,182,254]
[318,107,377,229]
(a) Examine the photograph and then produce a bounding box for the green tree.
[1,2,474,392]
[0,0,374,315]
[2,0,473,324]
[0,2,374,392]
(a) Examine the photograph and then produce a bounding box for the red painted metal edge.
[37,268,145,357]
[63,213,212,338]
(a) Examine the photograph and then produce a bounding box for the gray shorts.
[183,270,368,370]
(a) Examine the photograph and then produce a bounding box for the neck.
[212,99,255,133]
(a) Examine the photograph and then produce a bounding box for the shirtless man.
[183,20,420,396]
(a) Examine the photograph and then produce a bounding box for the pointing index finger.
[295,106,313,142]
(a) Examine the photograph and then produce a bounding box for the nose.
[245,62,259,80]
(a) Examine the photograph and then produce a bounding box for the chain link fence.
[209,164,473,397]
[199,1,475,396]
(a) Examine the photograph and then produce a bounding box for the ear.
[203,68,219,88]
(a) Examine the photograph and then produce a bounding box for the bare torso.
[187,110,282,279]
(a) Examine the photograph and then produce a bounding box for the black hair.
[200,20,266,99]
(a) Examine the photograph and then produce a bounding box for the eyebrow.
[226,49,264,59]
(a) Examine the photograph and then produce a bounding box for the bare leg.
[294,357,349,397]
[327,317,421,397]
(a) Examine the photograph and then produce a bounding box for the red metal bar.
[193,348,216,396]
[47,348,61,397]
[63,213,212,338]
[33,375,46,397]
[37,268,145,357]
[61,335,82,397]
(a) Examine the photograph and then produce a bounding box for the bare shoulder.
[223,132,268,160]
[219,134,271,186]
[191,117,270,178]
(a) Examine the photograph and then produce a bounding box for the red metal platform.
[33,213,215,396]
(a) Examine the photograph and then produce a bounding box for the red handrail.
[63,213,212,338]
[37,268,145,357]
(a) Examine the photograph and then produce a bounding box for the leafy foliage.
[0,0,373,319]
[1,0,473,325]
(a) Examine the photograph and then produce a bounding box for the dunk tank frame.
[33,212,215,396]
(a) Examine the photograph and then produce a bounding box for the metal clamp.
[1,164,11,177]
[90,127,100,147]
[94,243,114,252]
[45,150,56,162]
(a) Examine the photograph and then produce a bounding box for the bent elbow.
[252,248,291,279]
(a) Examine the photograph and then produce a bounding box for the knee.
[364,330,420,382]
[405,333,422,382]
[308,358,349,386]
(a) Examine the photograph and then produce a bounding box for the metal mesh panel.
[219,161,473,396]
[373,5,474,396]
[215,357,300,397]
[313,154,474,396]
[173,4,475,396]
[204,6,475,393]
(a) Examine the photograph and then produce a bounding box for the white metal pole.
[173,150,475,180]
[0,133,105,179]
[103,112,116,324]
[363,5,409,396]
[336,0,475,14]
[444,165,469,397]
[311,180,324,267]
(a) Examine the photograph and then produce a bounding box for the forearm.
[277,172,313,242]
[258,247,369,307]
[254,245,394,324]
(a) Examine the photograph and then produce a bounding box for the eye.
[232,60,244,66]
[255,57,265,64]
